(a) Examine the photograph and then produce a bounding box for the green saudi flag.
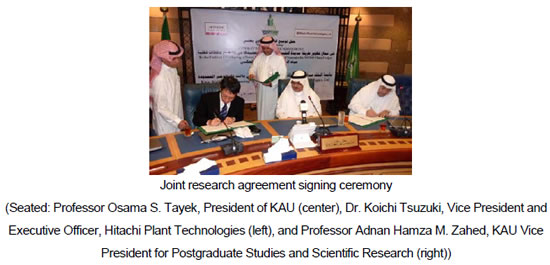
[345,18,360,83]
[161,15,171,40]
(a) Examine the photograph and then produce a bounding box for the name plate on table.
[319,133,360,154]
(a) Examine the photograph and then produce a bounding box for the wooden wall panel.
[359,62,389,75]
[349,7,412,79]
[149,17,180,34]
[404,64,412,75]
[350,14,394,27]
[346,38,392,50]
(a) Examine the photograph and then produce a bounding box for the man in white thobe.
[348,74,401,117]
[248,36,287,120]
[276,70,321,119]
[150,40,190,135]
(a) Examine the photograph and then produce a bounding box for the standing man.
[276,70,321,119]
[150,40,189,135]
[248,35,287,121]
[348,74,401,117]
[193,76,245,127]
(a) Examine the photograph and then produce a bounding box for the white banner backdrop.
[191,9,339,103]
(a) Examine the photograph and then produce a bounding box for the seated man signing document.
[276,70,322,119]
[192,76,245,127]
[348,74,401,117]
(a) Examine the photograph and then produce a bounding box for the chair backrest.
[394,75,412,116]
[346,75,412,116]
[277,78,315,96]
[183,83,220,129]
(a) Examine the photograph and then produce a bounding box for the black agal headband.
[291,71,307,79]
[260,37,275,44]
[168,40,181,55]
[381,75,396,87]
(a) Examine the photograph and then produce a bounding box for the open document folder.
[248,72,280,85]
[348,114,387,127]
[198,120,254,135]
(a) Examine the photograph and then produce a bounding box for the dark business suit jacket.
[192,92,245,126]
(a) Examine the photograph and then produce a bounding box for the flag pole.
[160,7,171,41]
[345,11,362,85]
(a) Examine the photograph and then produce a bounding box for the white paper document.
[200,121,254,134]
[348,114,386,126]
[233,126,254,138]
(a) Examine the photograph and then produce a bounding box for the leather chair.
[277,78,315,96]
[394,75,412,116]
[346,75,412,116]
[183,83,220,129]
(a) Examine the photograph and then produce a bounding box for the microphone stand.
[308,96,331,136]
[300,100,308,124]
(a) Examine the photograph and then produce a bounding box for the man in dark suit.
[193,76,245,127]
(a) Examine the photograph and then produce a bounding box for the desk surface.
[150,116,412,175]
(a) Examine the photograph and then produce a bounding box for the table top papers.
[348,115,387,127]
[199,120,254,135]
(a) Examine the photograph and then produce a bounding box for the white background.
[1,0,549,264]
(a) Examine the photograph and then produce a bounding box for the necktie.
[220,103,228,119]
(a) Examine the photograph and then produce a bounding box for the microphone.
[213,110,244,156]
[308,96,331,136]
[299,100,308,124]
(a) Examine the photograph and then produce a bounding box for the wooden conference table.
[149,116,412,175]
